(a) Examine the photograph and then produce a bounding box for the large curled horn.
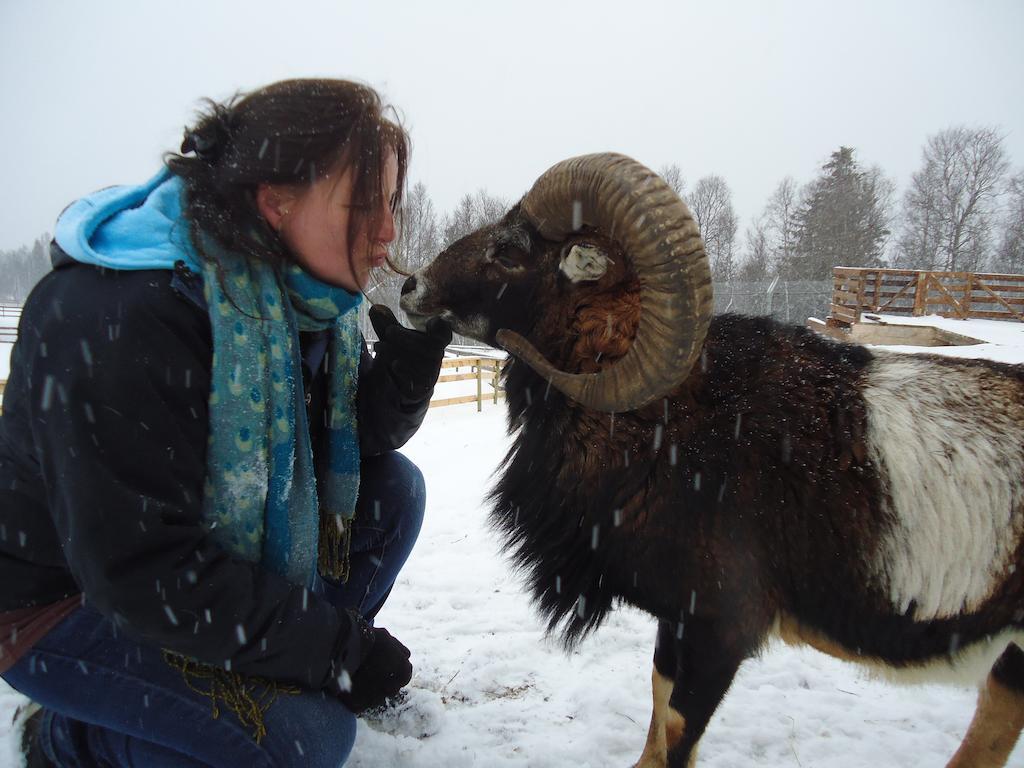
[495,153,713,413]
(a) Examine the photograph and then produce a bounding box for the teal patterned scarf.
[53,168,360,588]
[201,253,362,588]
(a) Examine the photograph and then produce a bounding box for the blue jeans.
[3,452,425,768]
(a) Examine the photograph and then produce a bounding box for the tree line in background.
[743,126,1022,281]
[0,236,51,303]
[3,125,1022,313]
[383,124,1023,292]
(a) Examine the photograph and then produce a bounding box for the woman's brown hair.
[166,78,409,280]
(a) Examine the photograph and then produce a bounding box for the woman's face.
[268,150,399,292]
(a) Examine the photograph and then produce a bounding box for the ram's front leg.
[635,620,688,767]
[635,618,750,767]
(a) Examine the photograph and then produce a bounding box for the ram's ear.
[559,243,612,282]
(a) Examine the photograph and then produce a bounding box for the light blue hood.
[54,168,200,271]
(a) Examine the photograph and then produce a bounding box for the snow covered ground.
[3,315,1024,767]
[858,312,1024,365]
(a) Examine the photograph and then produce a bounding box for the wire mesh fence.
[712,280,834,324]
[359,280,835,346]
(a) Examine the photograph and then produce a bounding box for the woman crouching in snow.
[0,78,451,766]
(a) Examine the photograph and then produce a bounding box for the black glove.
[332,625,413,713]
[369,304,452,402]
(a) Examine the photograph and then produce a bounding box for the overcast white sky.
[1,0,1022,253]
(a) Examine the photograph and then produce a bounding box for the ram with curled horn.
[399,153,1024,767]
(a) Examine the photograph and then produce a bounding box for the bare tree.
[894,183,944,270]
[659,163,686,198]
[0,233,51,301]
[866,166,898,264]
[473,189,509,227]
[992,171,1024,274]
[687,175,738,281]
[738,216,771,280]
[762,176,798,274]
[442,189,509,247]
[442,194,476,249]
[896,126,1009,271]
[715,206,739,282]
[395,181,440,272]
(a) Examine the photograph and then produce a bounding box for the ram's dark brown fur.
[401,201,1024,767]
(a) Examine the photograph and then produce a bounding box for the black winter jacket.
[0,249,430,692]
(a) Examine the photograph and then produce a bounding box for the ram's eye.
[495,254,519,269]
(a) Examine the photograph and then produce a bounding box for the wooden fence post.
[913,273,927,316]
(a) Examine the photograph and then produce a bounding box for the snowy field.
[3,314,1024,767]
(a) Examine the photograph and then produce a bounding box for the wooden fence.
[0,302,18,343]
[830,267,1024,326]
[430,356,505,411]
[0,303,15,408]
[0,348,506,415]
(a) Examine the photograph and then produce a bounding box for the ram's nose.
[401,275,417,296]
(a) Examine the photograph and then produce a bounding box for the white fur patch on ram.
[399,271,490,341]
[400,272,432,324]
[863,351,1024,621]
[559,244,610,282]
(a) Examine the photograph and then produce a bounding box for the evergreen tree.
[782,147,890,279]
[992,171,1024,274]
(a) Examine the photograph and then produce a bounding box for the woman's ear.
[256,183,293,232]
